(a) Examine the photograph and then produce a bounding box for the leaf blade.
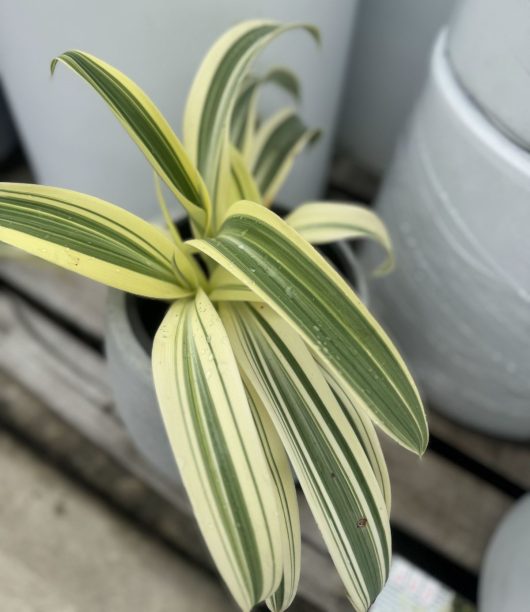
[189,201,428,454]
[0,183,190,298]
[286,202,395,275]
[221,303,391,611]
[152,291,283,610]
[52,50,210,228]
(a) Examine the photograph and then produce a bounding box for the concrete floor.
[0,430,234,612]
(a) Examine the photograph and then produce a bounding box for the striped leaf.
[231,67,301,159]
[183,20,318,227]
[151,291,283,611]
[189,201,428,454]
[251,109,320,206]
[228,145,262,205]
[221,302,391,611]
[0,183,191,299]
[322,367,391,512]
[245,387,301,612]
[286,202,395,275]
[153,173,208,290]
[51,51,210,229]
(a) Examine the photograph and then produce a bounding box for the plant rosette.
[0,21,427,612]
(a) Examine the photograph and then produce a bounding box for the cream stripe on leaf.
[51,51,210,231]
[183,20,318,228]
[286,202,395,276]
[251,109,320,207]
[228,145,262,206]
[189,201,428,455]
[322,367,391,513]
[152,291,282,611]
[245,387,301,612]
[221,303,391,611]
[0,183,191,299]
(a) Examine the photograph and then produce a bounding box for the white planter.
[338,0,455,176]
[105,237,363,479]
[0,0,358,217]
[448,0,530,148]
[479,495,530,612]
[361,33,530,438]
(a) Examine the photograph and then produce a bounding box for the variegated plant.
[0,20,428,611]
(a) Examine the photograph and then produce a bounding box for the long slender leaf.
[231,67,300,159]
[251,109,320,206]
[183,20,318,227]
[245,388,301,612]
[189,201,428,454]
[286,202,394,275]
[151,291,282,610]
[0,183,191,298]
[322,366,391,512]
[52,50,210,229]
[209,266,261,303]
[228,145,262,205]
[221,302,391,611]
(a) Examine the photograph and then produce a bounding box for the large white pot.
[338,0,455,176]
[448,0,530,148]
[361,33,530,438]
[479,495,530,612]
[104,236,363,480]
[0,1,358,217]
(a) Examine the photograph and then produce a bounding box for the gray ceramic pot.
[479,495,530,612]
[448,0,530,149]
[362,32,530,438]
[105,233,365,480]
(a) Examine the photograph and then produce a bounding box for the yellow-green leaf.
[0,183,191,299]
[189,201,428,454]
[51,50,211,230]
[251,109,320,206]
[183,20,318,228]
[286,202,394,275]
[221,302,390,611]
[152,291,283,610]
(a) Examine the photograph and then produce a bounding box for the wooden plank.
[0,255,524,578]
[0,292,347,611]
[4,259,530,492]
[0,429,235,612]
[380,437,512,571]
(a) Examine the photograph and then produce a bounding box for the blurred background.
[1,0,529,610]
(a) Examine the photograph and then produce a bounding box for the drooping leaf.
[183,20,318,227]
[0,183,191,298]
[245,387,301,612]
[286,202,394,275]
[231,67,301,159]
[151,291,283,610]
[250,109,320,206]
[189,201,428,454]
[52,50,211,229]
[221,302,391,611]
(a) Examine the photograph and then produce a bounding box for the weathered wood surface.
[0,258,528,599]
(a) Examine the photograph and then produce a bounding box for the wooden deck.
[0,159,526,610]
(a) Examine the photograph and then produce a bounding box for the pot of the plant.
[360,31,530,438]
[105,212,367,482]
[478,494,530,612]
